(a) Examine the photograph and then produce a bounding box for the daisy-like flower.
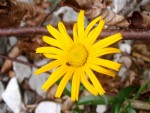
[35,10,122,101]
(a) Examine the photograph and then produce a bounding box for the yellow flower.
[34,10,122,101]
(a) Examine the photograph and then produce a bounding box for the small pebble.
[35,101,61,113]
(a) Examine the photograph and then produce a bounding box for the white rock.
[35,101,61,113]
[119,43,131,54]
[2,77,22,113]
[96,105,107,113]
[29,59,49,97]
[13,56,32,83]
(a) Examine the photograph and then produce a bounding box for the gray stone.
[13,56,32,83]
[29,59,49,97]
[23,90,36,105]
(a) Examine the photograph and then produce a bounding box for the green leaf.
[112,102,122,113]
[63,82,85,97]
[133,81,150,100]
[77,95,113,105]
[64,82,71,96]
[126,106,136,113]
[114,86,137,102]
[112,86,137,113]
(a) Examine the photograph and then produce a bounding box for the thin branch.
[40,1,62,26]
[0,27,150,40]
[0,54,39,69]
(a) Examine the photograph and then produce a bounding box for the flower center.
[67,44,88,67]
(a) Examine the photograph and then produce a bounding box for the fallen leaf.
[0,0,27,28]
[64,0,130,27]
[0,0,44,28]
[128,11,150,28]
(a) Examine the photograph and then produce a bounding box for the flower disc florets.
[67,44,88,67]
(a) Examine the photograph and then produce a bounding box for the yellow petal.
[77,10,84,43]
[36,47,63,55]
[42,36,67,50]
[84,65,105,95]
[47,25,69,46]
[84,16,102,37]
[73,23,79,43]
[58,22,73,45]
[87,58,121,71]
[89,48,121,57]
[71,69,80,101]
[55,67,74,98]
[47,25,62,40]
[75,69,81,101]
[87,63,116,77]
[91,33,123,50]
[43,53,59,59]
[34,60,64,75]
[85,19,105,46]
[42,65,68,91]
[80,68,98,96]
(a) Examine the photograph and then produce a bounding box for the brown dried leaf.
[131,100,150,111]
[0,0,44,28]
[1,45,21,73]
[64,0,130,27]
[132,52,150,63]
[128,11,150,29]
[133,41,150,57]
[0,0,27,28]
[124,70,137,87]
[140,110,150,113]
[119,56,132,69]
[19,1,45,26]
[61,96,74,112]
[17,37,43,60]
[46,84,58,100]
[17,39,40,53]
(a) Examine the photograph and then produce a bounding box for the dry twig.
[0,54,39,69]
[0,27,150,40]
